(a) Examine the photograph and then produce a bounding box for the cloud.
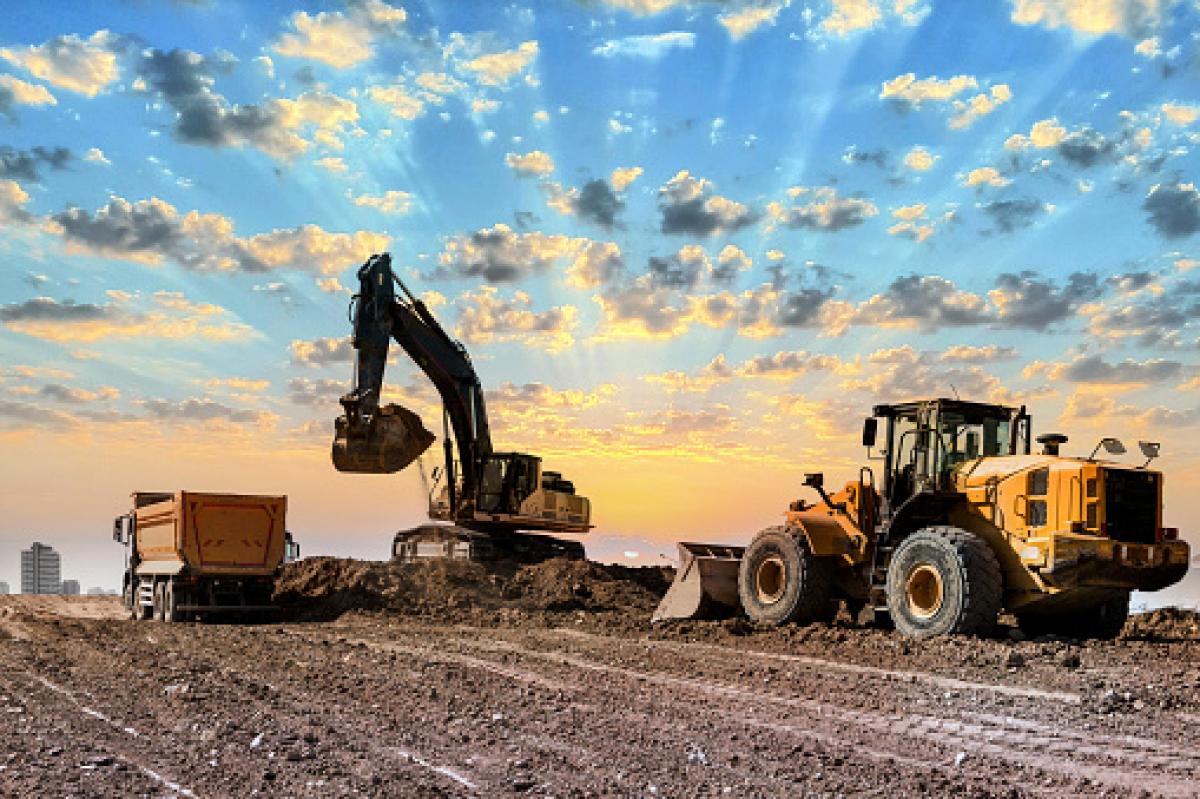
[979,198,1052,233]
[83,147,109,166]
[505,150,556,177]
[37,383,120,403]
[1143,182,1200,239]
[286,377,346,405]
[657,170,757,237]
[0,30,121,97]
[1027,354,1182,384]
[948,84,1012,129]
[46,194,387,275]
[141,397,276,428]
[880,72,977,106]
[902,146,937,171]
[1005,118,1119,168]
[961,166,1010,188]
[1009,0,1175,38]
[591,31,696,57]
[460,40,539,87]
[0,291,256,344]
[644,354,736,393]
[610,166,643,191]
[137,48,359,160]
[0,179,32,222]
[843,146,889,168]
[1161,102,1200,127]
[939,345,1017,363]
[839,346,1012,404]
[290,336,354,366]
[881,72,1008,129]
[545,179,626,229]
[766,186,878,231]
[718,1,790,40]
[713,245,752,283]
[273,0,407,69]
[351,190,413,215]
[486,381,615,413]
[987,270,1102,329]
[647,245,712,290]
[203,377,270,393]
[887,203,935,242]
[0,146,71,182]
[436,224,624,287]
[0,74,57,118]
[819,0,930,37]
[455,287,578,353]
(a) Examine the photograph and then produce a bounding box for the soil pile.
[274,556,671,625]
[1123,607,1200,640]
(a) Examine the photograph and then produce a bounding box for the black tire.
[163,580,179,624]
[122,577,138,621]
[1018,592,1130,641]
[153,580,166,622]
[738,526,835,627]
[886,526,1002,639]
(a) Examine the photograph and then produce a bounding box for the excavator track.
[392,524,585,565]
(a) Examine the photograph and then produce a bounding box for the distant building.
[21,542,61,595]
[0,581,8,595]
[61,580,80,596]
[86,587,110,596]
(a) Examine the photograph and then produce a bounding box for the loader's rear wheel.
[1017,592,1130,641]
[886,526,1002,639]
[738,526,834,627]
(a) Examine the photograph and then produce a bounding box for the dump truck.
[332,252,591,563]
[113,491,297,622]
[654,398,1189,639]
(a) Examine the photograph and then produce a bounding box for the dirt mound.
[274,556,671,625]
[1123,607,1200,640]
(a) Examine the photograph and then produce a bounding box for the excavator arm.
[334,253,495,513]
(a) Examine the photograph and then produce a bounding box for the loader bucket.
[332,403,436,474]
[650,542,746,624]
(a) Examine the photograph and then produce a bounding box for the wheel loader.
[653,398,1190,639]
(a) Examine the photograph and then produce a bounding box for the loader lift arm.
[332,253,591,555]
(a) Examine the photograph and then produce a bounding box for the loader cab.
[866,399,1030,509]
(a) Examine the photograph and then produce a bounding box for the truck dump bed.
[133,491,288,578]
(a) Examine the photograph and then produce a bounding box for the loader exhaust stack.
[650,542,745,624]
[332,402,436,474]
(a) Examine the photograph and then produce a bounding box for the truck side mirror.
[862,418,877,448]
[803,472,824,489]
[112,517,123,543]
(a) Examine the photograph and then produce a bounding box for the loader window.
[1027,468,1049,528]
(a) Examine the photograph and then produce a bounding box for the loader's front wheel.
[886,526,1002,639]
[738,526,834,627]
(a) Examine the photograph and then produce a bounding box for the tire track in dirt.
[431,628,1200,798]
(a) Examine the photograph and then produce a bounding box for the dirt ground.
[2,558,1199,798]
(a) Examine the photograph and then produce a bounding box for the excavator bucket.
[332,403,436,474]
[651,542,746,624]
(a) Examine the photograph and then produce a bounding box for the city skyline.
[1,1,1198,605]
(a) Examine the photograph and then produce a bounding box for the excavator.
[331,252,591,562]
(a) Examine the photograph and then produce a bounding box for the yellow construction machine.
[331,253,591,562]
[654,398,1189,639]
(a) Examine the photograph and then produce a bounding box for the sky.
[1,0,1199,605]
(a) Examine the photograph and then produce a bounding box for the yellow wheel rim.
[755,555,786,604]
[905,563,944,619]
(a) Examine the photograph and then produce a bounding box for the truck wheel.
[136,579,153,621]
[738,526,835,627]
[153,580,166,622]
[1018,592,1130,641]
[163,580,180,624]
[886,526,1002,639]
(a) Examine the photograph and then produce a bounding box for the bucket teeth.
[332,403,436,474]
